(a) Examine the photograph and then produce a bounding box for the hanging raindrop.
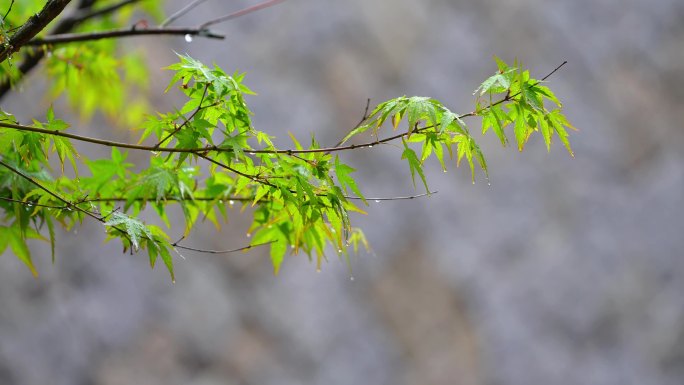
[374,199,381,203]
[184,34,193,43]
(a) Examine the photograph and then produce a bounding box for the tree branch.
[0,157,101,221]
[161,0,209,27]
[26,26,224,46]
[0,0,141,100]
[200,0,287,28]
[68,0,139,24]
[78,191,438,204]
[0,0,72,63]
[0,62,567,167]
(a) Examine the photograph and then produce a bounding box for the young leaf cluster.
[0,0,575,281]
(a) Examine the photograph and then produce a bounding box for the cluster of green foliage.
[0,0,574,281]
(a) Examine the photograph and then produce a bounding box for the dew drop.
[246,232,251,238]
[374,199,381,203]
[184,34,193,42]
[368,145,373,148]
[229,200,235,205]
[443,169,448,173]
[338,249,343,253]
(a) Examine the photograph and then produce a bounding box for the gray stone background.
[1,0,684,384]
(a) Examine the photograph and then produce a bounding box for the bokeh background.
[2,0,684,384]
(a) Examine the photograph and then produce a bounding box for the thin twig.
[84,196,252,203]
[199,154,278,188]
[154,84,211,148]
[69,0,140,24]
[0,196,67,209]
[2,0,14,23]
[81,190,437,204]
[0,158,101,221]
[540,60,567,81]
[173,240,275,254]
[200,0,287,28]
[330,98,371,150]
[350,191,437,201]
[160,0,208,27]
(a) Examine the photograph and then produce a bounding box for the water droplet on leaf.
[229,200,235,205]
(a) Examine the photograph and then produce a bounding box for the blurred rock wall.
[1,1,683,384]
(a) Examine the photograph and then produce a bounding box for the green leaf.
[128,162,178,203]
[474,68,515,95]
[104,212,152,251]
[547,110,575,157]
[52,136,79,175]
[46,216,56,264]
[0,226,10,255]
[334,156,366,204]
[406,96,435,132]
[513,104,527,151]
[270,238,287,275]
[401,140,429,192]
[1,225,43,277]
